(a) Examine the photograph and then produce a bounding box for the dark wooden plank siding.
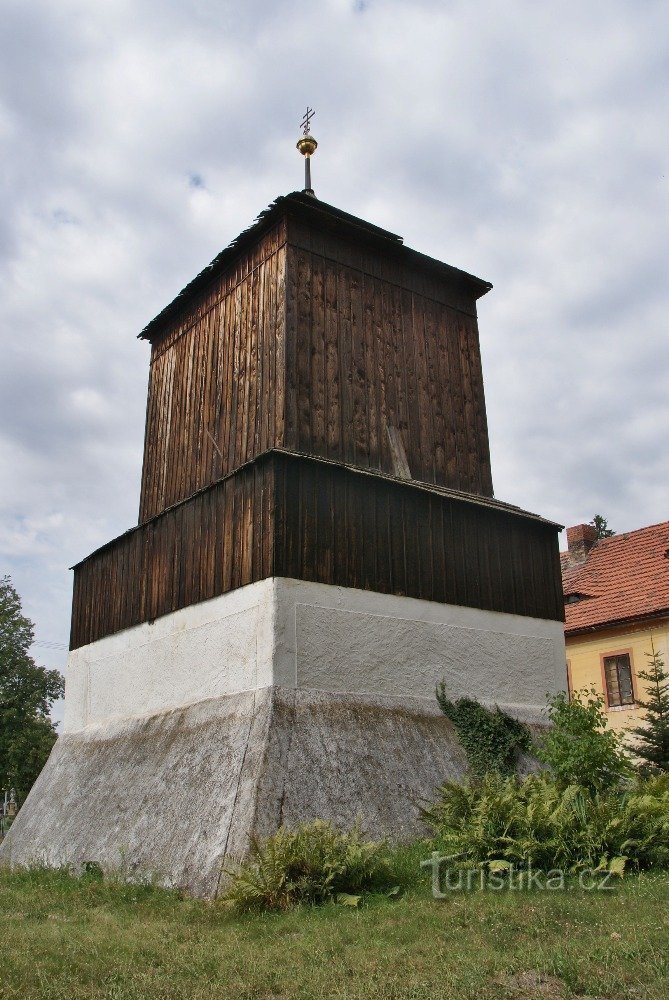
[286,212,480,315]
[284,234,494,497]
[71,458,276,650]
[273,454,562,623]
[138,205,492,529]
[72,453,562,650]
[74,197,563,655]
[138,226,287,522]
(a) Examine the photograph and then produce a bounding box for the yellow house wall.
[565,618,669,733]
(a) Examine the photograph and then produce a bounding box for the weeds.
[221,820,398,911]
[422,770,669,875]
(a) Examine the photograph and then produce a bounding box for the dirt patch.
[496,970,567,998]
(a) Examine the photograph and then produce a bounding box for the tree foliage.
[590,514,615,539]
[627,640,669,772]
[436,682,532,777]
[0,576,64,804]
[537,688,629,792]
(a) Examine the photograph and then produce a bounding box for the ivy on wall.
[436,681,532,777]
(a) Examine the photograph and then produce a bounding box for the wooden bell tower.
[3,124,566,898]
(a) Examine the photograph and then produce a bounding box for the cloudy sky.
[1,0,668,713]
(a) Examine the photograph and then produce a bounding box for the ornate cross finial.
[301,106,315,136]
[296,107,318,196]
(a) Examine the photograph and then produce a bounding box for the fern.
[423,771,669,874]
[222,820,395,911]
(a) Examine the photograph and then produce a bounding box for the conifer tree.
[627,639,669,772]
[590,514,615,539]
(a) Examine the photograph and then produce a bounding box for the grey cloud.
[1,0,668,689]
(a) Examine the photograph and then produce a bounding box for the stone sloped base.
[0,687,467,898]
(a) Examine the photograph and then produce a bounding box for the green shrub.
[436,683,532,777]
[222,820,397,911]
[422,770,669,874]
[538,688,630,791]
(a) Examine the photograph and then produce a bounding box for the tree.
[0,575,64,805]
[537,688,629,791]
[590,514,615,539]
[626,639,669,772]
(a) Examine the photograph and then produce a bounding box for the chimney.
[566,523,598,565]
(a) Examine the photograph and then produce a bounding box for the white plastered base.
[64,577,567,733]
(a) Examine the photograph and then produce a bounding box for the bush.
[537,688,630,791]
[436,683,532,777]
[222,820,397,911]
[422,770,669,874]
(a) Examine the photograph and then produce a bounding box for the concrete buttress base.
[0,687,467,898]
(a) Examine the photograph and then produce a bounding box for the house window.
[603,653,635,708]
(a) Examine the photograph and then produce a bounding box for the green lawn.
[1,855,668,999]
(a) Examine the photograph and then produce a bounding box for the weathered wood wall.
[72,457,274,650]
[71,452,563,650]
[138,199,493,524]
[284,213,493,494]
[138,221,287,522]
[274,454,561,621]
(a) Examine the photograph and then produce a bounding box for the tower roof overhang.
[139,192,492,344]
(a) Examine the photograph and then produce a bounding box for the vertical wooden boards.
[309,253,326,457]
[418,294,442,485]
[349,266,368,464]
[293,246,313,455]
[138,202,494,528]
[71,453,563,651]
[286,224,494,497]
[367,275,385,470]
[274,242,287,450]
[403,287,425,481]
[284,244,299,457]
[138,232,288,522]
[323,262,340,459]
[273,454,562,623]
[336,262,355,465]
[71,456,277,649]
[463,312,494,496]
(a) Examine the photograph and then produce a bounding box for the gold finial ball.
[297,134,318,157]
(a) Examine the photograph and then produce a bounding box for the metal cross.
[301,106,315,136]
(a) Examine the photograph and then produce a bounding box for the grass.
[1,846,669,999]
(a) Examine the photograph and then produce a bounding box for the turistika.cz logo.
[421,853,618,896]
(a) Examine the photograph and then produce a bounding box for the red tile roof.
[562,521,669,635]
